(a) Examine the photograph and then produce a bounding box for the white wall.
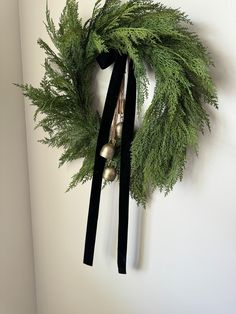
[19,1,236,314]
[0,1,37,314]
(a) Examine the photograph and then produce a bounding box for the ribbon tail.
[83,54,127,267]
[118,60,136,274]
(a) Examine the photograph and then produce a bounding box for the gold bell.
[100,143,115,159]
[103,166,117,182]
[115,122,123,139]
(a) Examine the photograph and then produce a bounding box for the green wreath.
[20,0,218,206]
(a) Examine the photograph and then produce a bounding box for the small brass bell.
[115,122,123,139]
[100,143,115,159]
[103,166,117,182]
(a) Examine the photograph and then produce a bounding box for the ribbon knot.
[96,49,118,69]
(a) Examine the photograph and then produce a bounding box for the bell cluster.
[100,121,123,182]
[100,75,126,182]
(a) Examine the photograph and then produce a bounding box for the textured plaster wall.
[0,1,36,313]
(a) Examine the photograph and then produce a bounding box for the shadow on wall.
[131,204,151,270]
[104,182,152,272]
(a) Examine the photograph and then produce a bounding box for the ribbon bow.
[83,51,136,274]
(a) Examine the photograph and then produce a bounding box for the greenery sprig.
[19,0,218,206]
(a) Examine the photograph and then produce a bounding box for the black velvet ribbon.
[83,51,136,274]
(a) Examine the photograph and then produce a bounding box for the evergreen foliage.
[19,0,218,206]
